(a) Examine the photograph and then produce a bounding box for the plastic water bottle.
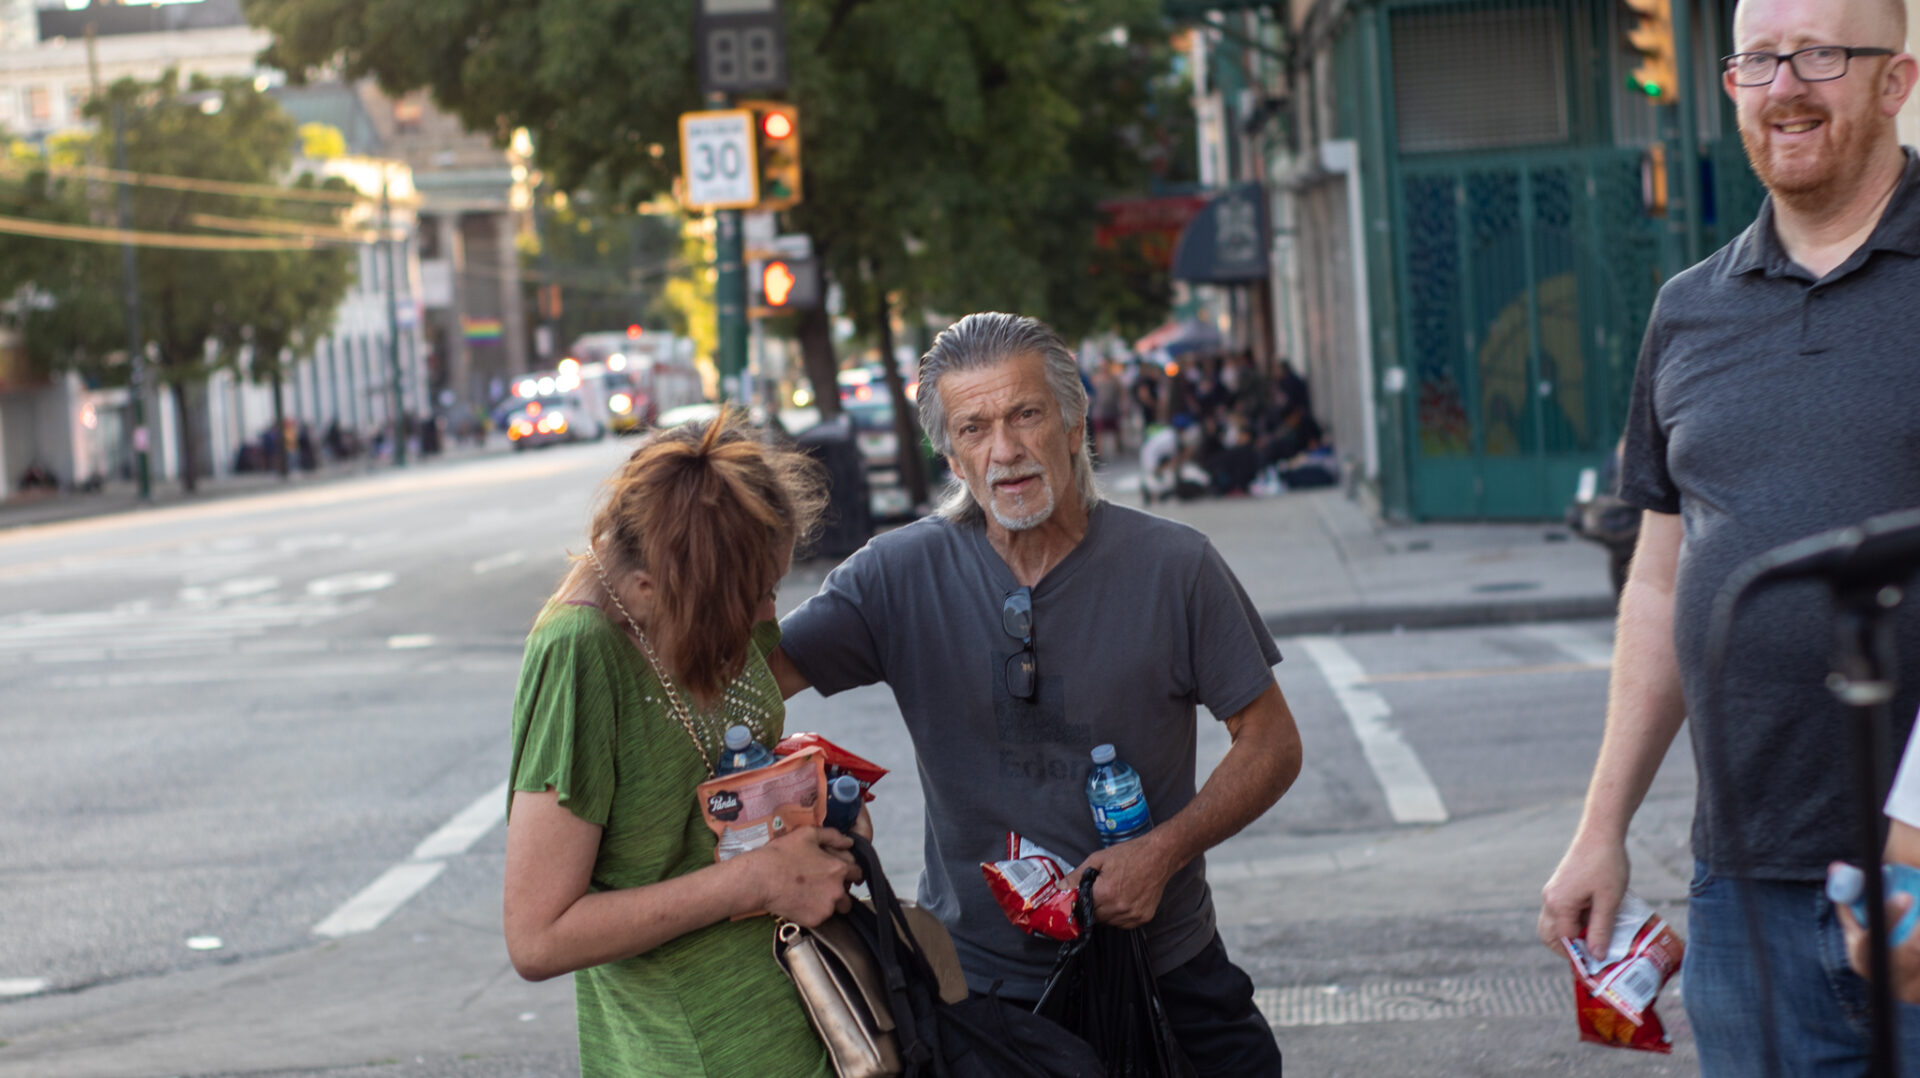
[1086,744,1153,845]
[715,725,776,776]
[1827,862,1920,945]
[823,774,863,833]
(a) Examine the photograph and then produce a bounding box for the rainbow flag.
[463,318,504,342]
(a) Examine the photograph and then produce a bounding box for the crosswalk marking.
[1297,636,1450,825]
[0,589,370,665]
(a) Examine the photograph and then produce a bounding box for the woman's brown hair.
[555,409,825,699]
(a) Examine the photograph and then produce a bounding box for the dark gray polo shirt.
[1621,147,1920,880]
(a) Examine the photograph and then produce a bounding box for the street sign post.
[695,0,788,96]
[678,109,759,210]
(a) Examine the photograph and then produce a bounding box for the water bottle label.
[1093,793,1151,838]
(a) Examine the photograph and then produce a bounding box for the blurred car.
[1566,438,1638,600]
[505,395,604,450]
[654,402,724,430]
[844,398,917,521]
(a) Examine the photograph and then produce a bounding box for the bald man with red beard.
[1537,0,1920,1072]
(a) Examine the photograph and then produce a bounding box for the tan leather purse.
[775,901,968,1078]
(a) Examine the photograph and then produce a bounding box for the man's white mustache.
[986,463,1046,485]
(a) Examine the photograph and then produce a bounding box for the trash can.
[794,415,873,559]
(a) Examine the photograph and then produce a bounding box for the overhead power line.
[0,160,421,206]
[0,212,319,251]
[188,211,385,244]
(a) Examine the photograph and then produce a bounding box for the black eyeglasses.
[1722,46,1894,87]
[1003,586,1037,702]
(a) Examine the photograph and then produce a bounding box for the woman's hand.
[1839,882,1920,1003]
[749,825,856,926]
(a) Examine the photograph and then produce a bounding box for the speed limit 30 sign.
[679,109,759,210]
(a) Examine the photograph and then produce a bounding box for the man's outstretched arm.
[1538,510,1688,957]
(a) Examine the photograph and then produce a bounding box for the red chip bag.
[774,732,888,802]
[1561,892,1685,1054]
[981,833,1083,942]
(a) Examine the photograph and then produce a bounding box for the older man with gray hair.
[771,312,1302,1074]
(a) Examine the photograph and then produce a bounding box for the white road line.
[412,781,509,861]
[0,977,48,998]
[387,634,437,650]
[1524,623,1615,669]
[312,781,508,939]
[306,570,397,597]
[1297,636,1449,825]
[472,550,528,575]
[311,863,447,939]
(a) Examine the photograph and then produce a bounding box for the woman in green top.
[504,413,852,1077]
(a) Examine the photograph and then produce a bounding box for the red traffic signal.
[762,260,798,307]
[742,100,802,211]
[626,324,644,339]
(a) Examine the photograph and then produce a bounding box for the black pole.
[113,100,152,500]
[1831,581,1905,1078]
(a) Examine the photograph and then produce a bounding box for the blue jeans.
[1686,862,1920,1076]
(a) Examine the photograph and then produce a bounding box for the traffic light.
[1624,0,1678,104]
[754,256,820,310]
[745,101,802,211]
[763,260,798,307]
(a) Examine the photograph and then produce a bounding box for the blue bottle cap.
[830,774,861,802]
[724,725,754,751]
[1828,862,1866,905]
[1090,744,1116,765]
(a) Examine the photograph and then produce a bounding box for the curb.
[1263,595,1618,637]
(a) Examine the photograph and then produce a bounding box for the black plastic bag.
[843,837,1106,1078]
[1033,868,1197,1078]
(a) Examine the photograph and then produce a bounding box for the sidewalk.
[0,438,513,533]
[1112,470,1618,635]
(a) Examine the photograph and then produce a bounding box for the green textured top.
[508,601,832,1078]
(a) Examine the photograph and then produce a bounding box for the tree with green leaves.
[244,0,1194,503]
[0,71,356,492]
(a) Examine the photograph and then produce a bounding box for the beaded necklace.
[587,549,774,778]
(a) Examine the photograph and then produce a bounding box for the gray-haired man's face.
[938,352,1081,533]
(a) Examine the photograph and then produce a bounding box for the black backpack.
[843,836,1105,1078]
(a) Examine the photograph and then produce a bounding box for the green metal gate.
[1393,149,1663,519]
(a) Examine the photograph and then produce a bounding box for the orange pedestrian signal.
[763,260,798,307]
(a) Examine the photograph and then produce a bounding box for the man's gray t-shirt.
[780,501,1281,996]
[1621,148,1920,880]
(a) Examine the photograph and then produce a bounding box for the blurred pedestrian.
[1089,360,1123,462]
[503,412,852,1078]
[1538,1,1920,1072]
[770,312,1302,1076]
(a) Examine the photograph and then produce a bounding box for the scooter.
[1566,439,1640,600]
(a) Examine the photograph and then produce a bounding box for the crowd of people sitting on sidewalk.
[1086,349,1333,503]
[232,414,451,474]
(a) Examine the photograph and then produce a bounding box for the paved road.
[0,442,1699,1076]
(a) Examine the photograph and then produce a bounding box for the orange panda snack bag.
[1560,892,1684,1054]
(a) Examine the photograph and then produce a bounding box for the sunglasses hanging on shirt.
[1003,586,1037,702]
